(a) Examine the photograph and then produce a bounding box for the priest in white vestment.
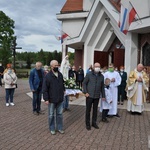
[127,64,149,114]
[104,63,121,117]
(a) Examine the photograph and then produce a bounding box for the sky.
[0,0,67,53]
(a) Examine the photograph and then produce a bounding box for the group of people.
[28,57,85,135]
[83,63,149,130]
[2,58,149,135]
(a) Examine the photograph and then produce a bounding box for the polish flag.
[61,31,69,44]
[128,3,137,25]
[61,33,68,39]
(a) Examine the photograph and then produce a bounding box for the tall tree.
[0,11,15,67]
[36,49,46,64]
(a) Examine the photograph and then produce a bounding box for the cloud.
[0,0,66,52]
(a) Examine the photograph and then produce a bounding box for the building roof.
[61,0,83,13]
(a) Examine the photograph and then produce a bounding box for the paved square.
[0,79,150,150]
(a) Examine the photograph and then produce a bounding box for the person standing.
[3,64,17,106]
[42,60,65,135]
[43,65,49,75]
[100,78,112,123]
[143,67,150,102]
[77,66,84,89]
[104,63,121,117]
[86,65,93,74]
[63,95,70,112]
[83,62,105,130]
[29,62,44,115]
[118,66,127,105]
[0,63,4,86]
[127,64,149,114]
[69,65,77,79]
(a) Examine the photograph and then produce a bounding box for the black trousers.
[78,81,83,89]
[118,86,126,102]
[102,109,109,120]
[0,75,2,86]
[86,97,99,126]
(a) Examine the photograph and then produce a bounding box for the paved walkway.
[0,79,150,150]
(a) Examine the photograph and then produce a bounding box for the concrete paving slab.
[0,79,150,150]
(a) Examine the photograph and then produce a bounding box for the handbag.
[8,73,18,88]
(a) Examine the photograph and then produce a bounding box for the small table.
[65,89,82,101]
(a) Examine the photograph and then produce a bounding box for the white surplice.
[104,71,121,115]
[100,87,112,112]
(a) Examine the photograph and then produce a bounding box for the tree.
[0,11,15,67]
[68,52,74,65]
[36,49,46,64]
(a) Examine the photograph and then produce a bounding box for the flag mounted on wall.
[55,30,69,44]
[118,2,137,35]
[61,31,69,44]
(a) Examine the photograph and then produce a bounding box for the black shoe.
[121,102,123,105]
[136,112,142,115]
[38,111,45,115]
[115,114,120,118]
[65,108,71,111]
[102,119,109,123]
[107,115,113,118]
[86,126,91,130]
[92,124,99,129]
[130,111,135,115]
[118,102,120,105]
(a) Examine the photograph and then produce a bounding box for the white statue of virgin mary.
[60,55,70,79]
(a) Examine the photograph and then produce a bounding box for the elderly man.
[104,63,121,117]
[29,62,44,115]
[127,64,149,114]
[83,62,105,130]
[42,60,65,135]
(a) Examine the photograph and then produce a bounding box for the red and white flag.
[118,3,137,35]
[128,2,137,25]
[61,31,69,44]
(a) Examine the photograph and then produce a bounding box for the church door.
[113,48,125,68]
[94,51,109,68]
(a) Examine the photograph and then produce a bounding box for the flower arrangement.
[64,78,79,89]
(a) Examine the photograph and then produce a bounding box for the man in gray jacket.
[83,62,105,130]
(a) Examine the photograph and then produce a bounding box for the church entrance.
[142,42,150,68]
[142,42,150,101]
[94,48,125,69]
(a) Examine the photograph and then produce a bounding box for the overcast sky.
[0,0,67,52]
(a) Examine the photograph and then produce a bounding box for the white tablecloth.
[65,89,82,96]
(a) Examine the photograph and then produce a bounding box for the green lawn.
[16,69,31,78]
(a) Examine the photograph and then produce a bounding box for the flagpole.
[129,1,142,23]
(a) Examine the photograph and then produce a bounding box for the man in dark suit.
[118,66,127,105]
[42,60,65,135]
[83,62,105,130]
